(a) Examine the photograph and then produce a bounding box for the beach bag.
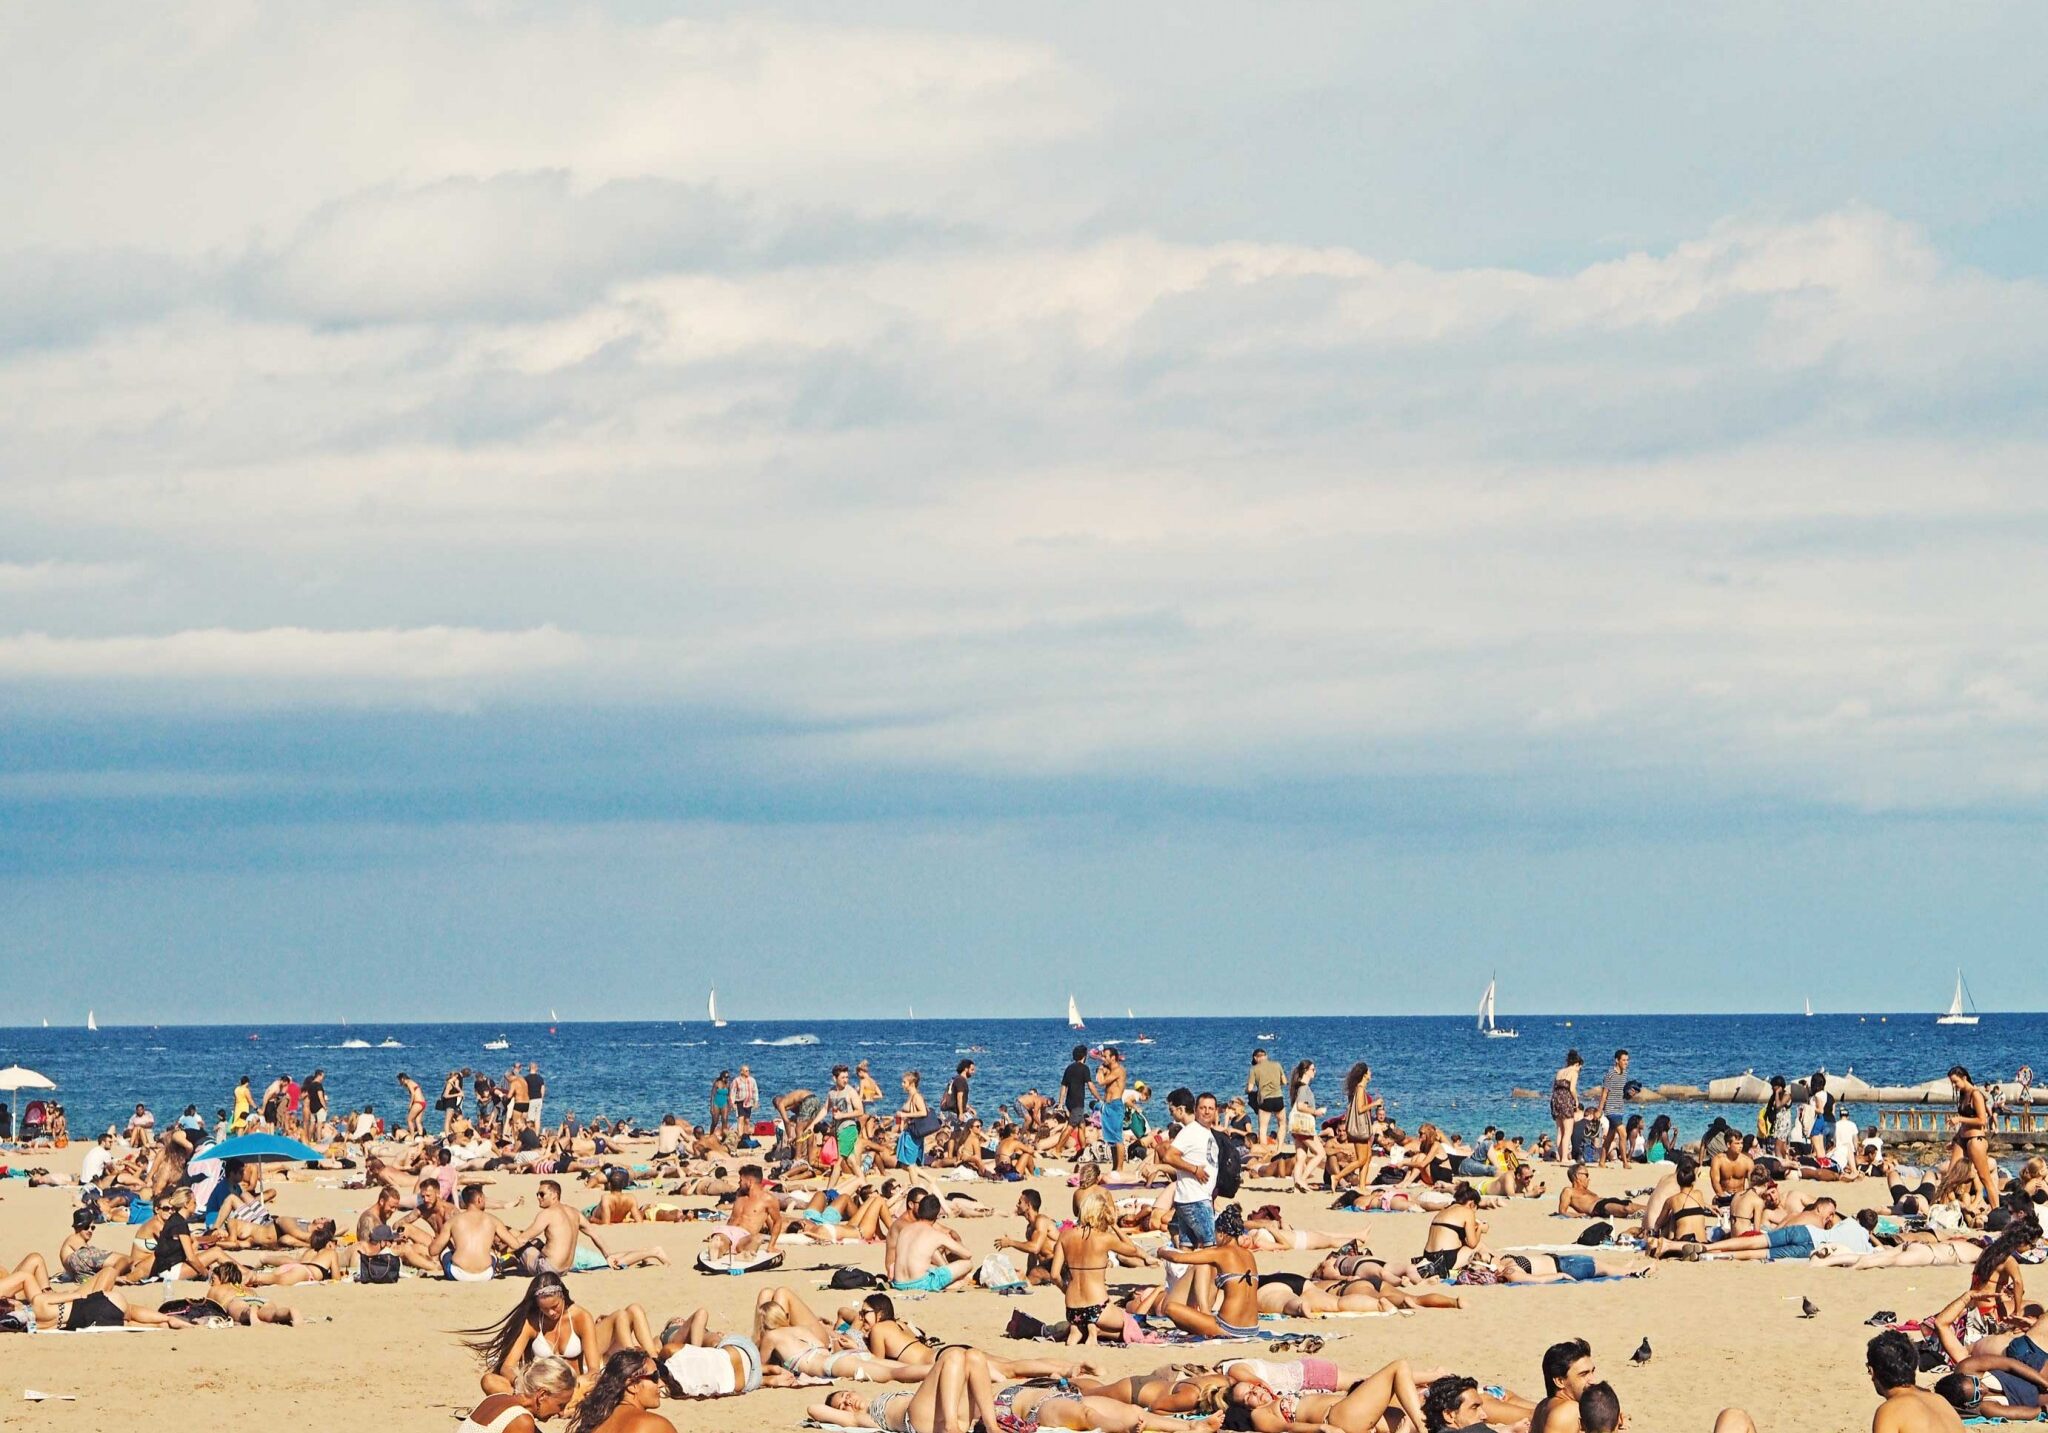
[976,1252,1024,1290]
[1344,1100,1375,1143]
[828,1267,881,1290]
[907,1113,943,1140]
[1576,1221,1614,1246]
[356,1252,401,1284]
[1214,1135,1244,1200]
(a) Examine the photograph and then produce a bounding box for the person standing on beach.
[942,1059,976,1129]
[825,1066,865,1167]
[731,1065,758,1141]
[1245,1049,1285,1147]
[1593,1052,1630,1167]
[1550,1051,1583,1163]
[526,1064,545,1129]
[1093,1048,1128,1171]
[1152,1087,1218,1250]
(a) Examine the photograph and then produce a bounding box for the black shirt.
[945,1075,970,1115]
[1060,1061,1090,1111]
[150,1213,192,1278]
[528,1072,544,1099]
[517,1127,541,1152]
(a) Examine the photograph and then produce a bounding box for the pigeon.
[1801,1297,1820,1320]
[1631,1338,1652,1365]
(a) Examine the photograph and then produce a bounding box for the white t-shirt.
[1831,1116,1859,1167]
[1171,1122,1219,1204]
[80,1145,114,1187]
[1813,1218,1873,1255]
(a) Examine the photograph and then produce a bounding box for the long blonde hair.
[1075,1186,1114,1233]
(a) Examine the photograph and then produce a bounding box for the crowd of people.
[2,1039,2035,1433]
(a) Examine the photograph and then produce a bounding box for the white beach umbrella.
[0,1066,56,1142]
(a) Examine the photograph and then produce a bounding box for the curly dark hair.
[1423,1375,1477,1432]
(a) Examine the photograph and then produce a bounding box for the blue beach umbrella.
[191,1132,326,1226]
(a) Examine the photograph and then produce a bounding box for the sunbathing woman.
[1257,1270,1461,1314]
[1453,1250,1649,1285]
[466,1273,658,1396]
[1215,1357,1429,1433]
[1157,1204,1263,1339]
[1237,1211,1354,1252]
[754,1286,929,1382]
[811,1346,1124,1433]
[843,1293,942,1367]
[1075,1365,1229,1412]
[1414,1184,1487,1280]
[236,1223,348,1285]
[167,1262,301,1324]
[0,1284,192,1331]
[1051,1187,1155,1344]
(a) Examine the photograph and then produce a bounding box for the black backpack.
[356,1252,401,1284]
[1213,1134,1244,1200]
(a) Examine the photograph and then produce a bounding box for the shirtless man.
[1712,1138,1757,1199]
[774,1088,823,1165]
[1531,1340,1599,1433]
[706,1165,787,1261]
[505,1068,531,1137]
[430,1184,524,1280]
[511,1178,665,1274]
[887,1190,974,1293]
[1869,1330,1966,1433]
[1555,1165,1640,1220]
[993,1189,1059,1282]
[355,1185,406,1246]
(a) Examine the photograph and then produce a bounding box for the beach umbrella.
[0,1066,56,1143]
[191,1131,326,1214]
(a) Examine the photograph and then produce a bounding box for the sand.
[0,1144,1939,1433]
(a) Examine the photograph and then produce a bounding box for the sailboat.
[1126,1007,1135,1019]
[1937,970,1980,1026]
[1804,997,1813,1018]
[550,1008,559,1022]
[1067,994,1085,1031]
[709,989,728,1029]
[1477,978,1517,1039]
[87,1009,97,1032]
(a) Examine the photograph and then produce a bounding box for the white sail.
[550,1008,559,1022]
[1126,1006,1135,1019]
[709,989,727,1028]
[1804,997,1813,1018]
[1477,981,1495,1031]
[1067,994,1085,1030]
[86,1009,97,1032]
[1938,970,1979,1025]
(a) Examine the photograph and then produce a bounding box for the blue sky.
[4,3,2048,1021]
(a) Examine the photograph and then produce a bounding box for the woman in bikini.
[1158,1203,1263,1339]
[1943,1066,2004,1205]
[237,1222,348,1286]
[168,1262,301,1324]
[811,1346,1114,1433]
[844,1293,941,1366]
[574,1349,676,1433]
[467,1273,658,1396]
[1214,1357,1428,1433]
[399,1073,429,1140]
[459,1356,578,1433]
[1328,1064,1380,1192]
[1076,1366,1227,1413]
[1414,1183,1487,1280]
[753,1286,928,1382]
[1050,1187,1155,1345]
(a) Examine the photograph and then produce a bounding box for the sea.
[2,1013,2036,1144]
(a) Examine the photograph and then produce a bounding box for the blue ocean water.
[1,1012,2035,1143]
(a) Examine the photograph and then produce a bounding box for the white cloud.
[0,625,589,690]
[0,560,142,593]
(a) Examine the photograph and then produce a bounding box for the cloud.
[0,625,590,698]
[0,560,142,593]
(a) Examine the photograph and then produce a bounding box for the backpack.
[828,1267,882,1290]
[1213,1134,1244,1200]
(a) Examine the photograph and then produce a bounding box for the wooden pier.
[1876,1105,2048,1150]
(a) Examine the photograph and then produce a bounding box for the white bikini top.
[531,1320,582,1359]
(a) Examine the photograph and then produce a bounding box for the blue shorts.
[798,1209,843,1224]
[893,1267,954,1293]
[1553,1255,1597,1281]
[1765,1225,1815,1260]
[1170,1200,1216,1250]
[1100,1102,1125,1146]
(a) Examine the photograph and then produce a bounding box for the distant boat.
[378,1038,404,1048]
[908,1004,915,1019]
[484,1036,509,1051]
[709,989,728,1029]
[1804,997,1813,1018]
[1937,970,1980,1026]
[1135,1033,1156,1045]
[550,1008,559,1022]
[87,1009,97,1032]
[1478,977,1517,1039]
[1067,994,1086,1031]
[339,1038,371,1049]
[1257,1032,1277,1040]
[1126,1007,1135,1020]
[41,1018,48,1028]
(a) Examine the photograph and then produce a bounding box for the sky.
[5,2,2048,1022]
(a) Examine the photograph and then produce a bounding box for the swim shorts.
[837,1125,859,1160]
[1099,1101,1125,1146]
[892,1267,955,1293]
[1765,1225,1816,1260]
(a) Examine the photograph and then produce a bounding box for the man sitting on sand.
[993,1189,1059,1282]
[508,1178,666,1275]
[1868,1330,1967,1433]
[704,1164,785,1262]
[1556,1165,1641,1220]
[431,1184,525,1280]
[1531,1340,1598,1433]
[886,1190,974,1292]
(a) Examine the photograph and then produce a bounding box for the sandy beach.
[0,1140,1936,1433]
